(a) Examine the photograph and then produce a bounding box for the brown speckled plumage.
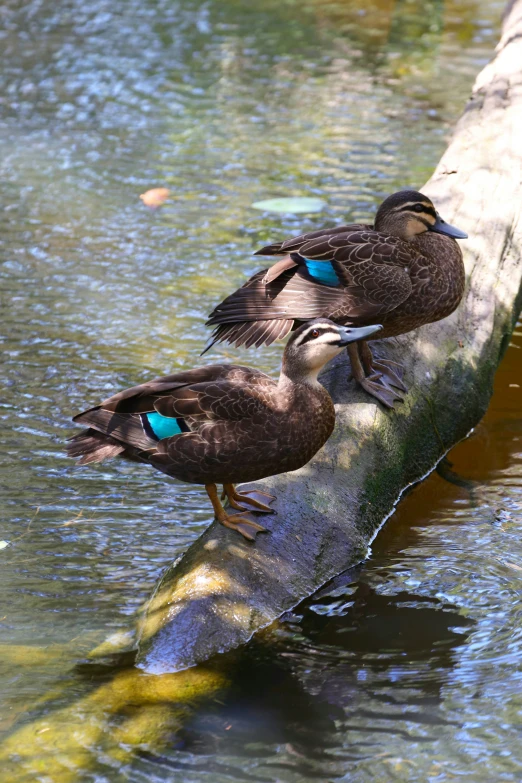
[206,190,467,408]
[67,319,382,540]
[68,357,335,484]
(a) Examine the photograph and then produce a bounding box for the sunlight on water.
[1,0,517,780]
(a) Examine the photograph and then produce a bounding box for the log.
[0,658,228,782]
[137,0,522,674]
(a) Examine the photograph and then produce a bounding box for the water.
[1,0,518,780]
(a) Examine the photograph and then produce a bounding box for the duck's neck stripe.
[142,411,189,440]
[303,258,339,287]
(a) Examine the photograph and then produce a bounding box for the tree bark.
[137,1,522,674]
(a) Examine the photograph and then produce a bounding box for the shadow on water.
[45,577,471,782]
[171,593,471,776]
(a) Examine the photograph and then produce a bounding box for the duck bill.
[338,324,382,346]
[431,213,468,239]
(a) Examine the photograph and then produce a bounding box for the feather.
[303,259,340,287]
[276,319,293,340]
[143,411,188,440]
[67,326,345,498]
[255,225,364,256]
[73,409,158,452]
[262,255,299,284]
[207,267,346,328]
[205,220,423,349]
[66,429,125,464]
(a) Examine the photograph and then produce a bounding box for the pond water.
[1,0,519,780]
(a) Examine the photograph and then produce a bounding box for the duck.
[205,190,467,409]
[67,319,382,541]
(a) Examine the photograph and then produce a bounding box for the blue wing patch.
[142,411,189,440]
[303,258,339,287]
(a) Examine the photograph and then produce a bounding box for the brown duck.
[206,190,467,408]
[67,319,381,541]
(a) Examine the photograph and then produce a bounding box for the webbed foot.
[218,512,268,541]
[222,484,276,514]
[239,488,276,502]
[360,375,404,409]
[206,482,269,542]
[348,341,406,410]
[371,358,408,393]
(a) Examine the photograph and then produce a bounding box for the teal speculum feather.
[303,258,339,287]
[144,411,186,440]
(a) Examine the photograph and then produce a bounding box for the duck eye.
[311,329,320,339]
[413,204,424,213]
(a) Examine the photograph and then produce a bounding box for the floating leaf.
[0,541,9,550]
[139,187,170,208]
[251,197,326,214]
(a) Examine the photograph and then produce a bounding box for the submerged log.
[137,1,522,674]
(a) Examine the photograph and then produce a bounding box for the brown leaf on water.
[139,187,170,208]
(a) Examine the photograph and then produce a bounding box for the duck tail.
[66,428,125,465]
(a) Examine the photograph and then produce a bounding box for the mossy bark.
[138,1,522,673]
[0,657,228,782]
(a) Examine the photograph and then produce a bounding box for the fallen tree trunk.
[137,0,522,674]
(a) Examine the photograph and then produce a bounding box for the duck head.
[281,318,382,383]
[374,189,468,242]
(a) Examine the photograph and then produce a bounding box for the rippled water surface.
[2,0,519,780]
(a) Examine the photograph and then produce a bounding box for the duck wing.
[206,229,414,349]
[255,224,368,257]
[259,226,414,289]
[68,365,273,463]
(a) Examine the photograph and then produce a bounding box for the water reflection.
[175,588,472,775]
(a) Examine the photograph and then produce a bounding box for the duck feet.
[205,483,270,542]
[218,511,268,541]
[371,358,408,393]
[360,375,404,409]
[347,342,406,410]
[222,484,276,514]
